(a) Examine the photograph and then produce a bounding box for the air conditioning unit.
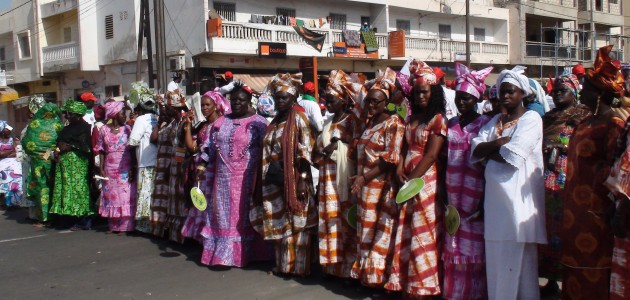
[169,55,185,71]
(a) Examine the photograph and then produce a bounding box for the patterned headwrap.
[257,93,276,118]
[433,67,446,82]
[203,88,231,114]
[553,72,581,97]
[369,67,397,99]
[29,95,46,114]
[586,45,624,96]
[62,99,87,116]
[267,73,303,96]
[496,66,532,96]
[326,70,358,104]
[454,62,493,100]
[396,71,412,97]
[104,101,124,120]
[129,81,156,112]
[409,59,437,86]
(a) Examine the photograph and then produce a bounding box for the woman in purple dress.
[95,101,137,233]
[196,82,272,267]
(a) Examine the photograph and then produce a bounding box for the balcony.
[42,41,80,73]
[40,0,78,19]
[0,61,15,72]
[208,21,509,64]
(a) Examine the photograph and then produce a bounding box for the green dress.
[22,103,62,221]
[49,119,95,217]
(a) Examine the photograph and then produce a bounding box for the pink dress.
[442,115,490,300]
[199,114,272,267]
[95,125,137,231]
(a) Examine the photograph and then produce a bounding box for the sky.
[0,0,11,13]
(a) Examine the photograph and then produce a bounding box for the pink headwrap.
[409,59,437,86]
[455,62,493,100]
[203,88,231,115]
[104,101,124,120]
[396,71,412,97]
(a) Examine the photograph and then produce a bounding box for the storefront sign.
[333,46,347,54]
[454,52,466,62]
[389,30,406,58]
[332,42,378,59]
[258,42,287,59]
[207,18,222,38]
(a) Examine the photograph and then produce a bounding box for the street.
[0,209,376,300]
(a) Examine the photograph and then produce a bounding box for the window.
[438,24,451,39]
[213,2,235,22]
[610,0,618,4]
[361,16,370,28]
[105,85,121,97]
[595,0,602,11]
[329,13,346,30]
[105,15,114,39]
[63,27,72,43]
[474,27,485,41]
[0,47,5,62]
[396,20,411,34]
[276,7,295,18]
[17,32,30,59]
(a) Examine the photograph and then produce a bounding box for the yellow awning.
[0,87,19,102]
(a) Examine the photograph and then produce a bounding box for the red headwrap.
[572,64,585,76]
[586,45,624,96]
[432,67,446,82]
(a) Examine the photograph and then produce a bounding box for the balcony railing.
[42,41,80,73]
[213,21,509,58]
[525,41,596,61]
[0,61,15,72]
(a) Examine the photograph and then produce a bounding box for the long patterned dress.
[151,119,187,243]
[50,120,95,217]
[181,121,213,242]
[22,104,62,221]
[0,138,23,206]
[250,109,316,276]
[562,115,625,300]
[539,105,589,281]
[386,114,446,296]
[197,114,272,267]
[442,115,490,300]
[351,114,405,287]
[95,125,137,232]
[316,113,362,278]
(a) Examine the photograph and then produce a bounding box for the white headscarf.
[496,66,533,96]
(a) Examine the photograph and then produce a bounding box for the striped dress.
[385,114,446,296]
[250,111,316,276]
[351,114,405,287]
[316,113,361,278]
[442,115,490,300]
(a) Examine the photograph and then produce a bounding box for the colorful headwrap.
[93,105,105,121]
[257,93,276,118]
[454,62,493,100]
[396,71,412,97]
[29,95,46,114]
[203,88,231,114]
[128,81,156,112]
[488,85,498,100]
[409,59,437,86]
[432,67,446,82]
[586,45,624,96]
[326,70,359,104]
[62,99,88,116]
[496,66,532,96]
[553,72,581,97]
[104,101,124,120]
[370,67,397,99]
[267,73,303,96]
[572,64,586,76]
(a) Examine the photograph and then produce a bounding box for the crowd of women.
[2,44,630,299]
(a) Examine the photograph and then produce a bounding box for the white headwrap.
[496,66,533,96]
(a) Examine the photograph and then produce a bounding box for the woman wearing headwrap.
[538,73,590,296]
[385,60,446,296]
[441,62,493,300]
[471,66,546,300]
[94,101,137,233]
[128,83,158,233]
[250,72,316,276]
[350,67,405,287]
[180,88,228,242]
[0,121,23,209]
[22,96,62,224]
[316,70,362,279]
[50,100,96,230]
[190,81,272,267]
[151,94,188,243]
[561,45,626,300]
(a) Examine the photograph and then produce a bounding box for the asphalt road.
[0,209,379,300]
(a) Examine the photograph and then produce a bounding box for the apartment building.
[499,0,625,79]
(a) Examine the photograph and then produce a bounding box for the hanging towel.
[343,30,362,47]
[309,20,316,28]
[361,31,379,52]
[319,18,324,28]
[296,19,304,27]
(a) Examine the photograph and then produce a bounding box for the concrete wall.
[11,0,41,84]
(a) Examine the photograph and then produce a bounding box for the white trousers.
[486,241,540,300]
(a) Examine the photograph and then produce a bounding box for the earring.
[594,97,601,116]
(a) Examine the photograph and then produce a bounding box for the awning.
[0,87,19,102]
[233,74,275,94]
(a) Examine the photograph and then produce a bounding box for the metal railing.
[42,41,79,63]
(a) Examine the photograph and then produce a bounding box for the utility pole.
[153,0,168,93]
[135,0,145,82]
[591,0,596,60]
[144,0,154,88]
[465,0,470,67]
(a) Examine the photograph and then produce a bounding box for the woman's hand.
[350,174,366,197]
[494,136,511,147]
[185,111,195,125]
[195,167,206,182]
[396,163,407,184]
[57,142,71,153]
[321,142,338,158]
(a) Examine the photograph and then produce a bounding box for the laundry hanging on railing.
[249,14,328,28]
[343,30,361,47]
[293,26,326,52]
[361,31,379,52]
